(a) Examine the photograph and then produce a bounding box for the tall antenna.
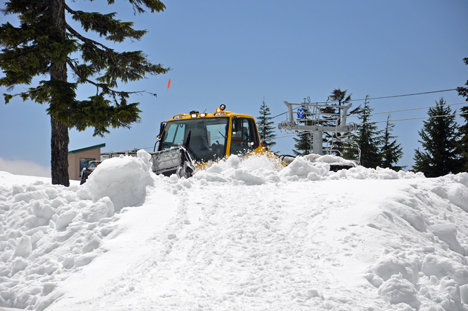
[161,78,171,122]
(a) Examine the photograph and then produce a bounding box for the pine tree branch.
[3,85,44,104]
[67,58,105,89]
[66,4,147,43]
[66,22,167,88]
[66,23,112,52]
[112,0,166,14]
[67,58,157,99]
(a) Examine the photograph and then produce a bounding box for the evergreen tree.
[292,130,313,156]
[323,89,360,155]
[256,99,276,150]
[353,96,382,168]
[381,115,403,170]
[457,56,468,172]
[292,98,313,156]
[413,98,463,177]
[459,106,468,172]
[456,56,468,100]
[327,89,352,127]
[0,0,168,186]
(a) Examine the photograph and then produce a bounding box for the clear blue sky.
[1,0,467,173]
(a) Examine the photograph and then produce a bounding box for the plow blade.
[151,147,195,178]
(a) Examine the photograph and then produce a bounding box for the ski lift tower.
[278,100,359,156]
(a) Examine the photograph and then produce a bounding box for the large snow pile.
[80,150,154,211]
[1,151,468,311]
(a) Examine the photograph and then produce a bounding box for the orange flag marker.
[168,79,171,89]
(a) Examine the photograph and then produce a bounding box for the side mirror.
[156,121,166,140]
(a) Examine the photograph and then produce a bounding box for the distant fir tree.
[327,89,352,126]
[323,89,360,155]
[459,106,468,172]
[0,0,168,186]
[456,56,468,100]
[292,98,313,156]
[292,130,313,156]
[381,115,403,170]
[413,98,463,177]
[457,56,468,172]
[257,99,276,151]
[353,96,382,168]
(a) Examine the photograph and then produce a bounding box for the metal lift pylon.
[279,100,359,160]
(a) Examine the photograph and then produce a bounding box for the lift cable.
[271,111,288,119]
[270,88,460,119]
[261,102,468,129]
[357,112,468,125]
[273,111,468,138]
[316,88,458,104]
[347,101,468,118]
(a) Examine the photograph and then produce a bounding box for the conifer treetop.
[0,0,168,136]
[457,57,468,100]
[257,100,277,150]
[413,98,463,177]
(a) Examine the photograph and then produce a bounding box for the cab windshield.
[159,117,229,162]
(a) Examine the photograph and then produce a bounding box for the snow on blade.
[0,151,468,311]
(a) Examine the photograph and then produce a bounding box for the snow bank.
[2,153,468,311]
[378,274,421,309]
[80,150,154,211]
[194,154,282,185]
[192,154,425,184]
[361,172,468,311]
[279,156,330,180]
[0,152,156,310]
[0,179,112,310]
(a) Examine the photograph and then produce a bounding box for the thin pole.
[161,78,171,122]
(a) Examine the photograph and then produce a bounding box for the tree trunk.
[49,0,70,186]
[51,116,70,186]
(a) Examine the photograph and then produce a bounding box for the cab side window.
[230,118,259,155]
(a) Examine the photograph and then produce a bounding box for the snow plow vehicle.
[100,104,358,179]
[151,104,278,178]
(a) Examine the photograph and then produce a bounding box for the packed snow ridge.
[1,150,468,311]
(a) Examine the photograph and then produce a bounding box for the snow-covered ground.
[1,151,468,311]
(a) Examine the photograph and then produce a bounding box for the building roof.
[68,143,106,154]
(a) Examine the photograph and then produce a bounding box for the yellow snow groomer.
[152,104,279,177]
